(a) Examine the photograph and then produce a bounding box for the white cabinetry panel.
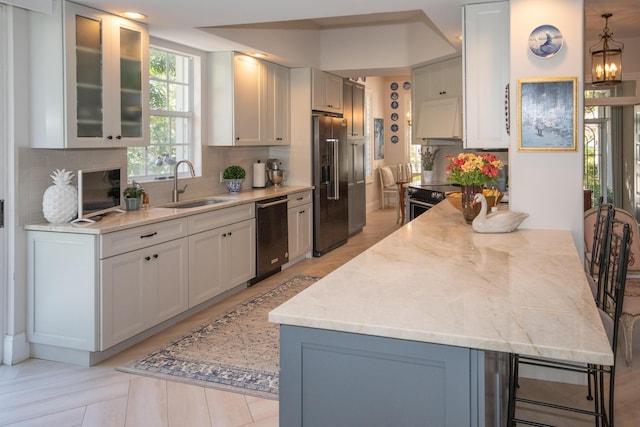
[463,2,510,149]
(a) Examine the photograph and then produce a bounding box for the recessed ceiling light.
[122,11,146,19]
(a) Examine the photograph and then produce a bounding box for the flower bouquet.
[445,153,503,223]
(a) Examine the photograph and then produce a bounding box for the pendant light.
[589,13,624,86]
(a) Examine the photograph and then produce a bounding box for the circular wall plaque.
[528,25,563,58]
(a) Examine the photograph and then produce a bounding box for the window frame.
[127,38,203,182]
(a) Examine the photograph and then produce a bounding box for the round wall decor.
[528,25,563,58]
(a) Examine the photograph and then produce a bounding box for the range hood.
[415,98,462,143]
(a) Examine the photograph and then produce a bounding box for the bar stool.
[507,217,630,427]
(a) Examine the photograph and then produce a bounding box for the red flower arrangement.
[445,153,503,186]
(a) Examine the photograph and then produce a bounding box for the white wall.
[509,0,585,254]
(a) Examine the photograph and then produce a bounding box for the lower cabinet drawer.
[100,218,188,259]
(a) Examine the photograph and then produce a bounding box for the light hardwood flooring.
[1,208,639,426]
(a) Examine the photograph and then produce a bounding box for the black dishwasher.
[250,196,289,285]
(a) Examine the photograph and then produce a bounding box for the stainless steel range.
[406,182,460,221]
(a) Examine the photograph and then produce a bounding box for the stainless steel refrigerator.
[312,113,349,257]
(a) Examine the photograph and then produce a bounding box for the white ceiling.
[72,0,639,74]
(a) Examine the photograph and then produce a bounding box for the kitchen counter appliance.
[251,195,289,285]
[266,158,285,187]
[407,182,460,221]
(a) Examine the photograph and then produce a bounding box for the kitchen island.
[269,201,612,426]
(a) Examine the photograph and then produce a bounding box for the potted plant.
[123,181,146,211]
[420,146,438,183]
[223,165,246,194]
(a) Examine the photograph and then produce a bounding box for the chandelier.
[589,13,624,86]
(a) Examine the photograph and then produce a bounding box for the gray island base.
[279,325,507,427]
[270,201,612,426]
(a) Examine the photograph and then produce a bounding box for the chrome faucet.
[172,159,195,202]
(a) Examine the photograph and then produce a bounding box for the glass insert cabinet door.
[67,3,149,147]
[74,14,104,139]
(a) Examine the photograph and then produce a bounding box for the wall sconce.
[589,13,624,86]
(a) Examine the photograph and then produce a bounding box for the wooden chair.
[377,166,397,209]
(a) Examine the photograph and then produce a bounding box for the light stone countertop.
[269,200,614,366]
[25,186,312,235]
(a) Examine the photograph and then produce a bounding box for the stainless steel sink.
[163,198,230,209]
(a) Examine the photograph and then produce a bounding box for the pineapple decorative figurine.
[42,169,78,223]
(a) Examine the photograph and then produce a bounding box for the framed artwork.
[374,118,384,160]
[517,77,577,151]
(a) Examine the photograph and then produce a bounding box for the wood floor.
[1,208,639,426]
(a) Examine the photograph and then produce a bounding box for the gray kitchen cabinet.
[343,80,365,138]
[279,325,496,426]
[312,69,343,114]
[287,191,312,261]
[463,1,510,149]
[209,52,290,146]
[29,0,149,148]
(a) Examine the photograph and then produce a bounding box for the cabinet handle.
[116,135,122,140]
[106,135,113,140]
[228,231,232,236]
[299,210,305,214]
[153,254,158,259]
[222,233,227,237]
[145,256,151,261]
[439,91,447,95]
[140,232,158,239]
[504,84,511,135]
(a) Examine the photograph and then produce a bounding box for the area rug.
[118,275,320,399]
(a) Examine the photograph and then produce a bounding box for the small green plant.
[223,165,246,180]
[123,181,146,198]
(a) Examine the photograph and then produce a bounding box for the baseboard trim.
[3,332,30,365]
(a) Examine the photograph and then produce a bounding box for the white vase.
[422,170,434,183]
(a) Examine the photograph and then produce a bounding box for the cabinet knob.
[153,254,158,259]
[115,135,122,140]
[106,135,113,140]
[228,231,232,236]
[299,210,305,214]
[145,256,151,261]
[222,233,227,237]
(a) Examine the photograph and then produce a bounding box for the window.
[128,45,199,180]
[584,105,613,205]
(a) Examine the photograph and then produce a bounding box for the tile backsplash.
[21,145,273,225]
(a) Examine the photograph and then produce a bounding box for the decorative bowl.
[446,190,503,211]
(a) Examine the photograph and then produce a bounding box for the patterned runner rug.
[117,275,320,399]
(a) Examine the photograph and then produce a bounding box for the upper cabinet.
[417,58,462,101]
[312,69,343,114]
[264,60,291,145]
[412,57,462,142]
[29,0,149,148]
[343,80,365,138]
[463,1,510,149]
[209,52,290,146]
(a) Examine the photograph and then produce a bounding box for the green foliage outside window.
[128,48,193,180]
